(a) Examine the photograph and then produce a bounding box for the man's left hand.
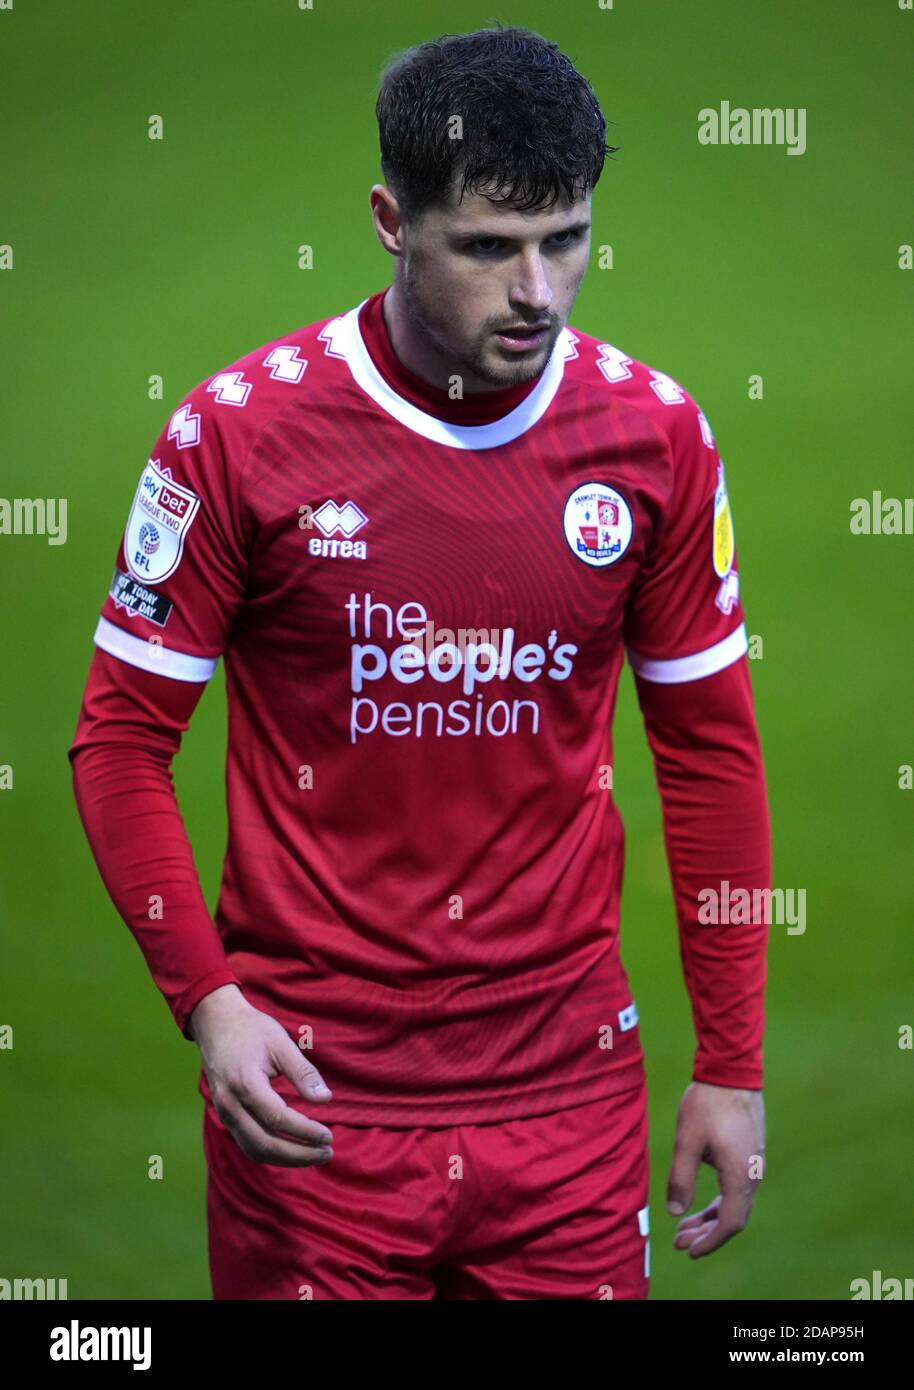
[666,1081,765,1258]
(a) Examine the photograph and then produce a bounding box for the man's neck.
[357,289,539,427]
[382,281,509,394]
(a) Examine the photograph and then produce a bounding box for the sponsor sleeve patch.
[108,568,174,627]
[712,461,735,578]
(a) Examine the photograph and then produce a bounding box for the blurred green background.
[1,0,911,1300]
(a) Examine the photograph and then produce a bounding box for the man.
[70,25,770,1300]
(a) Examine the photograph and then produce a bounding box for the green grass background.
[1,0,911,1299]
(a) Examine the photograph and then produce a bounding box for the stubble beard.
[400,257,557,391]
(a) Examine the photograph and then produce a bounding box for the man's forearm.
[635,656,771,1088]
[69,648,240,1034]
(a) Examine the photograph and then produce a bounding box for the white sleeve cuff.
[626,622,748,684]
[94,616,218,682]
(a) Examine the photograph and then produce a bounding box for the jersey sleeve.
[623,384,769,1088]
[94,386,249,684]
[69,648,244,1036]
[623,387,747,683]
[634,659,771,1090]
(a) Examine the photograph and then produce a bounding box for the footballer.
[70,25,771,1300]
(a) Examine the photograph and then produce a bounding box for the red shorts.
[204,1082,650,1300]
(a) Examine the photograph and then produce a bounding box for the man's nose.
[510,252,553,314]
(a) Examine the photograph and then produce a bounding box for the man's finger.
[683,1174,753,1258]
[666,1125,705,1215]
[675,1195,721,1234]
[272,1029,333,1104]
[225,1106,335,1168]
[232,1068,333,1147]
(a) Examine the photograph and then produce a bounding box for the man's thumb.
[278,1032,332,1101]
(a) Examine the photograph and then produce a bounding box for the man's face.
[395,183,592,389]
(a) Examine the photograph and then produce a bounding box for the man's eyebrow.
[453,219,592,242]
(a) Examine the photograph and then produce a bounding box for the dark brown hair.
[376,24,618,221]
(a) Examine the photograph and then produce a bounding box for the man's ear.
[369,184,405,256]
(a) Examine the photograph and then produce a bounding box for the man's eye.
[466,229,585,255]
[548,229,582,248]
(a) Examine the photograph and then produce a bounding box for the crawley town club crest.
[563,482,634,567]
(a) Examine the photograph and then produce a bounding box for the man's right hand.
[188,984,334,1167]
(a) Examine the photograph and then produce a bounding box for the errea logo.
[307,498,369,560]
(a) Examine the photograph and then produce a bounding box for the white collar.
[319,298,576,451]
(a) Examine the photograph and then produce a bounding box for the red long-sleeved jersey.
[69,290,771,1125]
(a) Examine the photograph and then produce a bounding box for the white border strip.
[94,616,218,683]
[323,300,571,450]
[627,623,748,684]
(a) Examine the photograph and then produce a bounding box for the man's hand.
[666,1081,765,1258]
[189,984,334,1168]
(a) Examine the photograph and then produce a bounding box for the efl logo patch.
[124,460,200,585]
[563,482,633,567]
[713,461,735,578]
